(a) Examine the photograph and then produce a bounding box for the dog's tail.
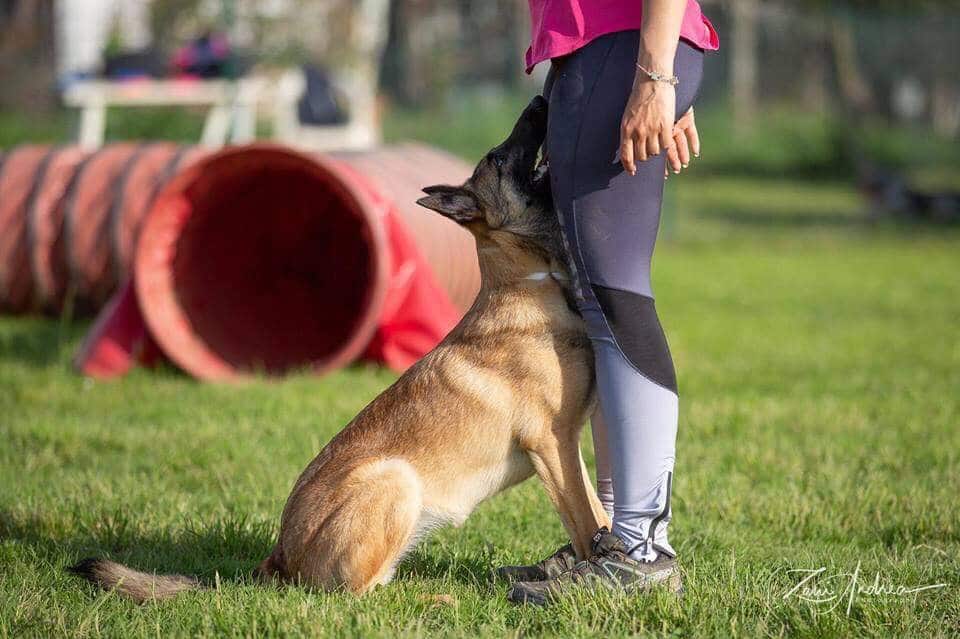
[68,558,201,603]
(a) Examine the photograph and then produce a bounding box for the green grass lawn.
[2,104,960,637]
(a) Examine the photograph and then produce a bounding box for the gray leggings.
[544,32,704,560]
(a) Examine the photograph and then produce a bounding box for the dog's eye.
[493,156,505,169]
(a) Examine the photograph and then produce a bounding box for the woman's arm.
[618,0,688,176]
[639,0,686,75]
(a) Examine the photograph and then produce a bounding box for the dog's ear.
[416,185,481,224]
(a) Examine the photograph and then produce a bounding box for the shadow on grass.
[700,209,864,229]
[701,209,960,237]
[396,543,498,589]
[0,317,87,368]
[0,507,275,590]
[1,507,501,594]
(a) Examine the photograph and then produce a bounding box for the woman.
[499,0,719,605]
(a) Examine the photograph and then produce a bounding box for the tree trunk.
[931,80,960,139]
[830,15,874,115]
[730,0,759,131]
[510,0,531,87]
[800,14,830,113]
[0,0,57,111]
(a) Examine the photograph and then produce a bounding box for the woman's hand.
[665,107,700,177]
[618,72,676,176]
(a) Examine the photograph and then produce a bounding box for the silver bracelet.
[636,63,679,87]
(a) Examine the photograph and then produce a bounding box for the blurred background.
[0,0,958,376]
[1,0,958,177]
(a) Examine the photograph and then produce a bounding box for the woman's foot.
[495,543,577,583]
[506,528,681,606]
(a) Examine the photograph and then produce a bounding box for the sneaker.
[495,543,577,583]
[506,528,681,606]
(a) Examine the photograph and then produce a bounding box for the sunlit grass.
[1,101,958,637]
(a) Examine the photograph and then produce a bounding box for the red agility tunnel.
[28,145,92,311]
[0,145,54,313]
[110,142,181,277]
[112,144,211,277]
[90,143,480,381]
[65,143,142,311]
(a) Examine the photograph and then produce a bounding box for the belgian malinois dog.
[70,96,610,600]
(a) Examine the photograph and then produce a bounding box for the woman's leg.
[546,32,703,562]
[542,65,616,523]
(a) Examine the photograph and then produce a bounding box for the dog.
[70,96,610,600]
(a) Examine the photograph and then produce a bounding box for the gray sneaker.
[495,543,577,583]
[506,528,681,606]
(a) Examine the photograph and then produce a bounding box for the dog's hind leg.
[527,434,610,561]
[296,459,423,594]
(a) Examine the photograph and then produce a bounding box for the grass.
[2,101,960,637]
[0,107,215,150]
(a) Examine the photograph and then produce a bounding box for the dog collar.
[522,271,568,282]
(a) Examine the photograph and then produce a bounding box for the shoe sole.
[506,584,550,607]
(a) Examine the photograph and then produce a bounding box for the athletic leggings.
[543,32,704,561]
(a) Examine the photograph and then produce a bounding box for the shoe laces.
[563,529,629,579]
[590,527,628,556]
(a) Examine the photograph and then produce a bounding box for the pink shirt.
[526,0,720,73]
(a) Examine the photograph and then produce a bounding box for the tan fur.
[71,98,609,599]
[68,559,199,603]
[253,232,609,594]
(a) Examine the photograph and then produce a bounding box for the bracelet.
[636,63,679,87]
